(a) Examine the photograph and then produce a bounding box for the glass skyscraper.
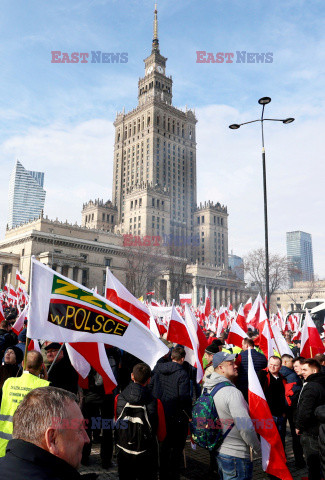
[7,160,46,229]
[286,231,314,287]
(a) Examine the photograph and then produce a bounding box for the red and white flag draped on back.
[105,267,150,328]
[248,349,293,480]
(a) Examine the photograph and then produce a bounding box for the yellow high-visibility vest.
[0,372,49,457]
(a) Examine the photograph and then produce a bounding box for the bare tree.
[244,248,288,298]
[124,243,163,298]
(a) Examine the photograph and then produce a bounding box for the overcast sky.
[1,0,324,277]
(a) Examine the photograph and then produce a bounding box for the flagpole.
[22,337,31,370]
[47,343,65,375]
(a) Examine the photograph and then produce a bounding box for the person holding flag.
[203,351,261,480]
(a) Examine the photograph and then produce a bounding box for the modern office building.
[286,231,314,287]
[7,160,46,229]
[228,252,244,281]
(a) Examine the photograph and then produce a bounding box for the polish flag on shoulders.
[16,270,26,284]
[248,349,293,480]
[300,309,324,357]
[105,267,150,328]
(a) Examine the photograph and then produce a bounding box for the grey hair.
[13,386,77,445]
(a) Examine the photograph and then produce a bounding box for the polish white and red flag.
[167,305,204,382]
[271,323,294,357]
[300,309,324,357]
[0,301,5,322]
[236,304,248,332]
[8,285,18,304]
[12,304,29,335]
[16,270,26,284]
[259,318,277,359]
[227,316,247,349]
[179,294,192,305]
[105,267,150,328]
[204,287,211,318]
[246,294,262,329]
[277,308,286,332]
[248,349,293,480]
[243,297,252,318]
[146,290,155,296]
[67,342,117,394]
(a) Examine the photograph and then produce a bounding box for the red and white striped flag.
[16,270,26,284]
[179,294,192,305]
[105,267,150,328]
[248,349,293,480]
[243,297,252,318]
[67,342,117,394]
[300,309,324,357]
[12,304,29,335]
[227,316,247,349]
[0,301,5,322]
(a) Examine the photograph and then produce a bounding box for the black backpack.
[115,402,155,455]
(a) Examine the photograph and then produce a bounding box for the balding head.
[26,350,44,376]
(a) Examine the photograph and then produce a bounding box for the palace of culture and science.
[0,6,246,308]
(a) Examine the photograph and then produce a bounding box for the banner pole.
[23,337,31,370]
[47,343,65,375]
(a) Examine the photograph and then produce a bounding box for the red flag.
[167,305,192,349]
[300,310,324,357]
[105,267,150,328]
[246,294,262,329]
[146,290,155,296]
[248,349,293,480]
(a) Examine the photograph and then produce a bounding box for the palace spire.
[152,3,159,53]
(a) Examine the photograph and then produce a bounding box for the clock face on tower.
[157,65,164,74]
[147,66,154,75]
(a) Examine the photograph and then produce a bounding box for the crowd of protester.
[0,302,324,480]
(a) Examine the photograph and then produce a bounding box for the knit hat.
[4,345,24,365]
[212,352,236,369]
[205,344,220,355]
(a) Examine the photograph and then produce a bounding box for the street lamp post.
[229,97,294,319]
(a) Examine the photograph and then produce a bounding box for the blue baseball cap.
[212,352,236,368]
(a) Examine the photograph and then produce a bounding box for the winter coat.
[237,349,267,399]
[203,372,261,459]
[258,368,286,417]
[0,439,81,480]
[295,372,325,436]
[315,405,325,475]
[47,351,79,394]
[115,381,166,441]
[150,361,191,422]
[280,366,302,408]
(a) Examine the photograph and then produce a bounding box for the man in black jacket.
[0,386,90,480]
[150,346,191,480]
[115,363,166,480]
[258,356,287,446]
[45,342,79,394]
[296,359,325,480]
[315,405,325,477]
[280,354,305,468]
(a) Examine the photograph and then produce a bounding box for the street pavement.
[80,428,308,479]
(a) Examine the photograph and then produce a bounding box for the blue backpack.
[191,381,234,451]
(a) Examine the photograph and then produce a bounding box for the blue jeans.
[216,453,253,480]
